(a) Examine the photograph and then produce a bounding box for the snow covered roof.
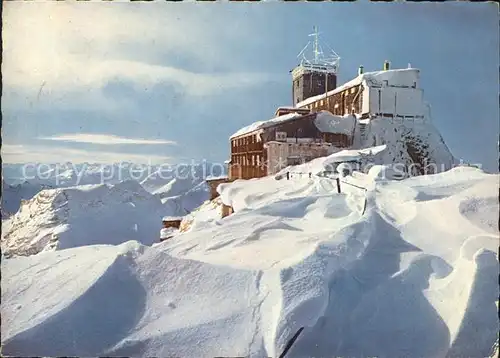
[313,111,356,135]
[230,112,303,139]
[274,107,310,115]
[231,111,357,140]
[160,227,178,239]
[206,175,229,181]
[296,68,420,108]
[275,106,309,111]
[162,216,183,221]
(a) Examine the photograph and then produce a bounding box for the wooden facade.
[298,84,363,116]
[230,130,267,180]
[162,217,182,229]
[229,113,351,181]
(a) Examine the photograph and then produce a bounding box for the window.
[287,157,302,166]
[350,88,355,94]
[320,100,324,106]
[276,131,287,142]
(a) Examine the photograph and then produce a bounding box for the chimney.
[358,65,364,76]
[383,60,390,71]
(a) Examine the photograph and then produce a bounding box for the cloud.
[38,134,177,146]
[2,2,281,99]
[1,144,171,165]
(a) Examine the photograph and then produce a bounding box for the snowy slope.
[140,164,214,217]
[1,180,54,217]
[159,181,211,217]
[1,181,166,257]
[140,163,224,194]
[1,166,498,357]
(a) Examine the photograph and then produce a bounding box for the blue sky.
[2,1,498,172]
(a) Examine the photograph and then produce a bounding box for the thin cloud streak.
[2,144,171,165]
[38,134,177,146]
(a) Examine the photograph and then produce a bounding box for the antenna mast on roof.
[310,26,320,64]
[296,26,340,74]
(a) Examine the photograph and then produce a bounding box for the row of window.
[231,133,260,149]
[301,86,362,115]
[231,154,263,167]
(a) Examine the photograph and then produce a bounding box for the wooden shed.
[162,216,183,229]
[205,176,230,200]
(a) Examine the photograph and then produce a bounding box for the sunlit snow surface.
[2,166,498,357]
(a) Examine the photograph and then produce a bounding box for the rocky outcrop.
[359,116,456,176]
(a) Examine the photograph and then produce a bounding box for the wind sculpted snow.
[1,166,498,357]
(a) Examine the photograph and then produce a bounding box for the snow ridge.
[1,181,165,257]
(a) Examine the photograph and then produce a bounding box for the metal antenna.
[297,41,311,61]
[294,26,341,76]
[309,26,320,64]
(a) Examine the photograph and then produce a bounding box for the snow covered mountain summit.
[1,180,166,257]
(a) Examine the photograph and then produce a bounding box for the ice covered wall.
[368,87,425,117]
[353,68,456,174]
[361,116,457,175]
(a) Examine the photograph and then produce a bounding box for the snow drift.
[1,166,498,357]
